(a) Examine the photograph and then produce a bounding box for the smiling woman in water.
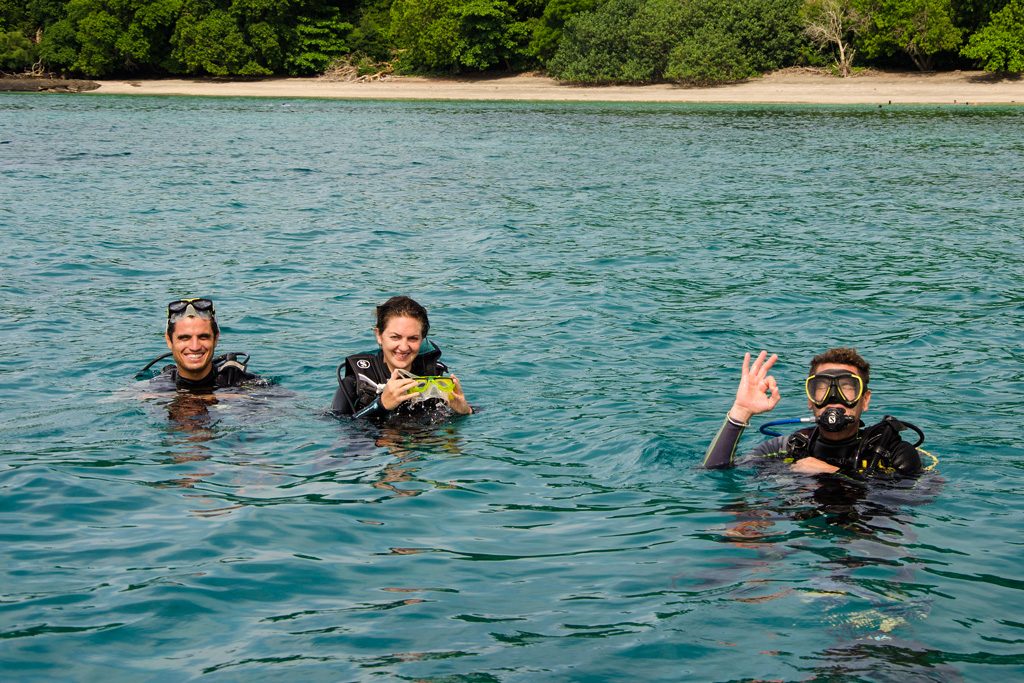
[330,296,472,420]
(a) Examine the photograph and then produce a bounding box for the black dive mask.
[818,407,856,432]
[805,372,864,408]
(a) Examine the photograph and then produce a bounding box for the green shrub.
[172,7,259,76]
[546,0,653,83]
[725,0,805,71]
[286,15,355,75]
[0,28,38,71]
[858,0,962,71]
[528,0,600,61]
[390,0,530,72]
[549,0,805,84]
[961,0,1024,72]
[348,0,394,62]
[664,25,755,84]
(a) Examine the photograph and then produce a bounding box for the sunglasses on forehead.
[167,298,216,319]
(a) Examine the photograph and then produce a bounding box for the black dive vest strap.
[344,353,390,410]
[786,428,815,461]
[786,426,859,471]
[214,352,251,387]
[852,415,925,475]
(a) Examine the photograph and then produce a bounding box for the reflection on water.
[371,424,463,498]
[153,390,470,507]
[724,470,945,537]
[703,471,954,680]
[165,393,219,441]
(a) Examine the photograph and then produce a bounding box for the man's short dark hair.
[809,347,870,386]
[166,317,220,338]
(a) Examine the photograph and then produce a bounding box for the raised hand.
[729,351,781,424]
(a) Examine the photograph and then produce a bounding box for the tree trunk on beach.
[801,0,868,76]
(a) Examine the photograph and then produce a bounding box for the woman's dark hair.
[809,347,870,386]
[375,296,429,337]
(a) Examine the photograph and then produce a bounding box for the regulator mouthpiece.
[818,407,855,433]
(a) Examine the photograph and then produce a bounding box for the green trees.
[170,0,309,77]
[800,0,867,76]
[2,0,1020,80]
[389,0,530,72]
[961,0,1024,72]
[858,0,962,71]
[548,0,805,84]
[952,0,1012,36]
[27,0,359,77]
[528,0,598,62]
[171,5,260,76]
[33,0,174,77]
[1,27,37,71]
[286,13,354,74]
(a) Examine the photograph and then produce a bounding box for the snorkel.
[760,416,816,437]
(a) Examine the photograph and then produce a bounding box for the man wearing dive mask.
[142,298,266,392]
[703,348,922,477]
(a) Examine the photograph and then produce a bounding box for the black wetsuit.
[149,353,266,392]
[703,414,923,477]
[331,341,449,420]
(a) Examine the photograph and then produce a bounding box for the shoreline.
[84,70,1024,105]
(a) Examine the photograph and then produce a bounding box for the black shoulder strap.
[215,352,249,371]
[413,340,445,375]
[854,415,925,471]
[343,352,383,381]
[214,352,250,386]
[786,427,815,460]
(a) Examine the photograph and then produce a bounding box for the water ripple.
[0,94,1021,681]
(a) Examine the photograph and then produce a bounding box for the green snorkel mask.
[356,370,455,404]
[397,369,455,403]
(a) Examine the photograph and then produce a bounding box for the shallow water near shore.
[2,93,1023,681]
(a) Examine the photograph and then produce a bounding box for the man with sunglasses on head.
[703,348,922,477]
[149,298,264,391]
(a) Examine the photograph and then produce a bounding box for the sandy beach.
[90,69,1024,105]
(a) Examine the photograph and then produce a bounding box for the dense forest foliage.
[1,0,1021,83]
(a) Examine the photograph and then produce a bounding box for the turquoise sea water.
[2,93,1023,681]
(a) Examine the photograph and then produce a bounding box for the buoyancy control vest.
[786,415,924,477]
[338,341,448,415]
